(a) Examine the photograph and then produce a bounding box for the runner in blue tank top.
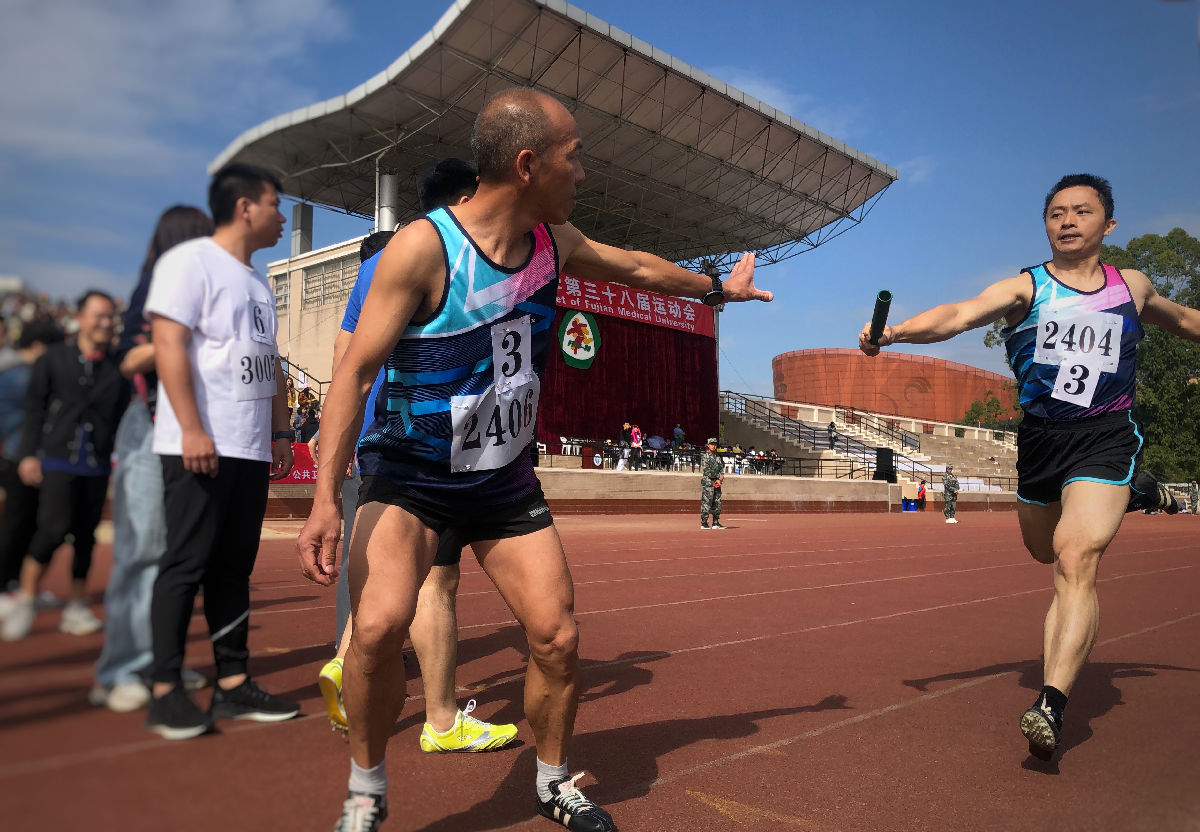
[857,174,1200,763]
[298,88,773,832]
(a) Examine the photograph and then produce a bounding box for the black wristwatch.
[272,431,294,442]
[701,275,725,307]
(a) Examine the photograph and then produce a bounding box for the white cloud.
[0,0,348,172]
[896,155,937,185]
[705,66,863,141]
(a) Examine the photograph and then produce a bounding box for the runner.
[315,158,517,753]
[298,87,771,832]
[859,173,1188,760]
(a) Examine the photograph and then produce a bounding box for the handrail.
[280,357,330,403]
[835,404,921,451]
[719,391,934,483]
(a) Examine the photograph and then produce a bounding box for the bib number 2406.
[450,315,539,472]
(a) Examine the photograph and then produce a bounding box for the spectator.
[299,406,320,444]
[942,465,960,524]
[672,423,685,449]
[1189,481,1198,516]
[142,162,297,738]
[90,205,214,712]
[3,292,130,641]
[285,377,297,413]
[630,423,644,470]
[699,438,726,530]
[0,322,64,601]
[827,421,837,450]
[917,479,927,512]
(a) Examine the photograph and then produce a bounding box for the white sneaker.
[106,681,151,712]
[0,591,17,619]
[60,602,103,635]
[1,597,35,641]
[945,518,959,524]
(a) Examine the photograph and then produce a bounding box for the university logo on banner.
[559,310,600,369]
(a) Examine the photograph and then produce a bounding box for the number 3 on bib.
[450,315,539,473]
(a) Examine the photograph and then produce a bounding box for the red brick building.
[772,348,1015,424]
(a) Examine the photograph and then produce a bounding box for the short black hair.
[209,163,284,227]
[471,88,558,182]
[359,231,395,262]
[17,320,65,349]
[418,158,478,212]
[1044,173,1114,222]
[76,290,115,311]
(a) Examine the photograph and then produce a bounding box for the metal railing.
[720,391,933,482]
[835,405,921,451]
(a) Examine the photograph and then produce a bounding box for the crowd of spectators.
[592,420,785,474]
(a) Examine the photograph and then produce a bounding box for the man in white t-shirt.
[143,163,300,740]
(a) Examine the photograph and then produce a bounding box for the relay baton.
[868,290,892,346]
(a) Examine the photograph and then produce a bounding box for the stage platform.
[266,469,1017,519]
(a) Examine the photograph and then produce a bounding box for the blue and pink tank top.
[1003,263,1142,420]
[356,207,560,507]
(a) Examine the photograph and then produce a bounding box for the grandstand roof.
[210,0,897,271]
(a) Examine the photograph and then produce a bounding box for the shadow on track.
[413,695,851,832]
[902,658,1200,770]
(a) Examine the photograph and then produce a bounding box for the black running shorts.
[1016,411,1143,505]
[359,476,554,547]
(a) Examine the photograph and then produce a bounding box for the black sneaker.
[711,522,727,530]
[333,792,387,832]
[1127,471,1180,515]
[145,686,213,740]
[210,678,300,723]
[700,523,711,530]
[1019,702,1062,761]
[536,773,616,832]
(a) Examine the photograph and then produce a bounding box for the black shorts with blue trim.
[358,476,554,549]
[1015,410,1143,505]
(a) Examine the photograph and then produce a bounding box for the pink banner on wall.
[556,274,714,338]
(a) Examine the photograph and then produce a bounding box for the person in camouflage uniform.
[942,464,960,523]
[1189,481,1198,515]
[700,438,726,530]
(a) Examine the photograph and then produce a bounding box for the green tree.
[961,385,1021,429]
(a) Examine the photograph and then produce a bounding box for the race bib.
[233,340,278,401]
[1034,309,1121,373]
[1050,352,1103,408]
[248,298,275,345]
[449,316,539,473]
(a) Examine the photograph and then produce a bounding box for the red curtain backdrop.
[538,308,718,447]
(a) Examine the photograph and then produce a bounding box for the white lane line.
[3,568,1193,779]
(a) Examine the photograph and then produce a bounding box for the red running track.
[2,511,1198,831]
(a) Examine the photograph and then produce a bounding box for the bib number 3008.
[233,341,278,401]
[450,316,539,473]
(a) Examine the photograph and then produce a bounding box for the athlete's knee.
[527,615,579,673]
[1053,546,1101,588]
[418,564,459,609]
[352,599,414,658]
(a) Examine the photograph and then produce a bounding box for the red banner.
[556,275,714,338]
[277,442,318,484]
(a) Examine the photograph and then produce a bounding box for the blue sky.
[3,0,1198,394]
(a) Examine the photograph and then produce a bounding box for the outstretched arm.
[858,274,1030,356]
[554,223,772,303]
[1129,270,1200,342]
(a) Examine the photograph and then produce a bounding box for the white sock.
[348,759,388,796]
[536,758,569,802]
